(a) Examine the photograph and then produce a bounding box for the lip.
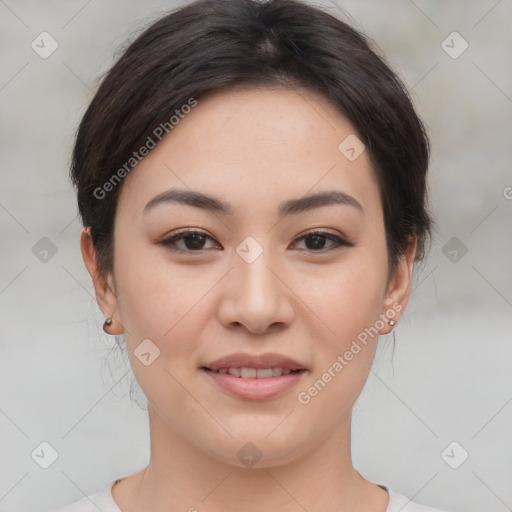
[203,352,306,371]
[201,352,308,400]
[202,368,306,400]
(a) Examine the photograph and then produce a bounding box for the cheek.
[113,234,209,354]
[306,250,388,342]
[295,249,388,403]
[112,243,209,414]
[336,263,385,331]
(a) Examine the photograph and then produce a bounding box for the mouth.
[201,367,305,378]
[200,353,308,400]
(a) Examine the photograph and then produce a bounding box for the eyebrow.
[143,188,363,217]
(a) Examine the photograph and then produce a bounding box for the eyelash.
[159,229,353,254]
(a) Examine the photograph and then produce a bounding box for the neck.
[114,406,388,512]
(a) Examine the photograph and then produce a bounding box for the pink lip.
[202,369,305,400]
[204,352,306,371]
[201,352,308,400]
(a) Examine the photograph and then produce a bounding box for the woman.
[52,0,448,510]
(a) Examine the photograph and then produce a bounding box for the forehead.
[116,86,381,220]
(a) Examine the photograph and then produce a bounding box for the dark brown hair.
[70,0,432,276]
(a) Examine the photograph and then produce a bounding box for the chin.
[197,422,316,469]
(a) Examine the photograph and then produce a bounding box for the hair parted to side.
[70,0,432,277]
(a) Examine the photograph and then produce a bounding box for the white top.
[47,478,449,512]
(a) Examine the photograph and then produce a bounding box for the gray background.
[1,1,511,511]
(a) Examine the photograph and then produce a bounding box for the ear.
[379,239,417,334]
[80,227,124,334]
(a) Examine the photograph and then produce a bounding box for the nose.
[217,248,295,334]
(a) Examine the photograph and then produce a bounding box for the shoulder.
[45,481,120,512]
[386,487,450,512]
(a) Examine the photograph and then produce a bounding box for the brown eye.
[160,230,220,252]
[159,229,353,254]
[292,231,353,252]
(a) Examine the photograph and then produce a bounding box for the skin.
[81,86,417,512]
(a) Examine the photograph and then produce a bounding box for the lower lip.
[202,369,305,400]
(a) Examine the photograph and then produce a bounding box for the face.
[82,86,415,467]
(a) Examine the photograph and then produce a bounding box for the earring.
[103,317,113,333]
[389,320,396,327]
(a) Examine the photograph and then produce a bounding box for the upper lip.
[203,352,307,371]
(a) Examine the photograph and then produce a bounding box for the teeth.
[214,367,301,379]
[256,368,273,379]
[240,368,257,378]
[272,367,283,377]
